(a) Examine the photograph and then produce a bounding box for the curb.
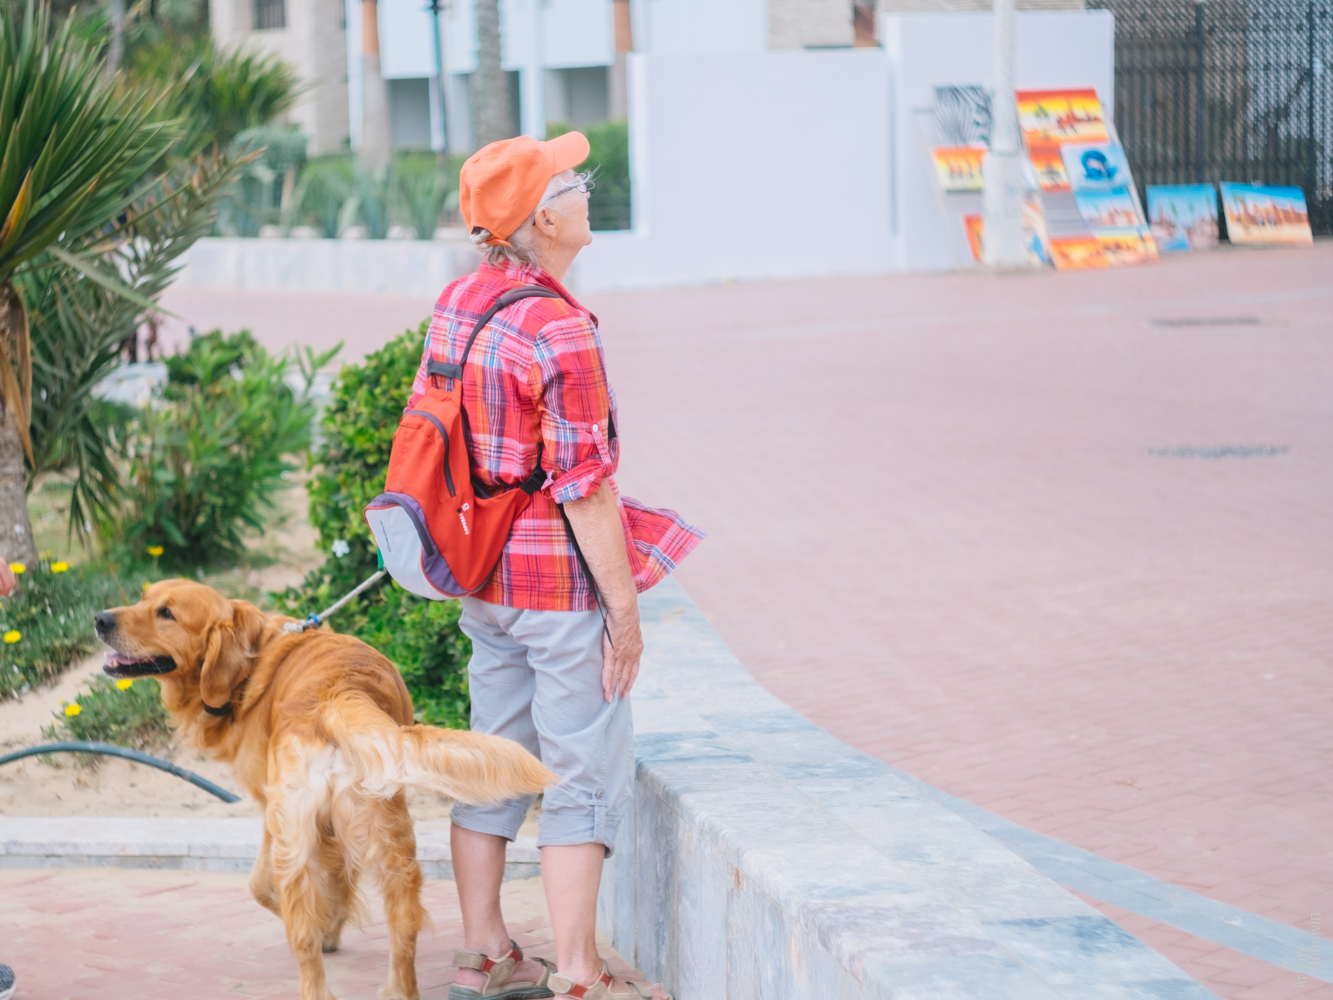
[0,817,540,880]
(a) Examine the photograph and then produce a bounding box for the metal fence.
[1089,0,1332,234]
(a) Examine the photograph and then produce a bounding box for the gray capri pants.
[451,596,634,855]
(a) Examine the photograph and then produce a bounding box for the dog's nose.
[94,611,117,637]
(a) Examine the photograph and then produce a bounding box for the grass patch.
[0,557,136,699]
[43,675,170,753]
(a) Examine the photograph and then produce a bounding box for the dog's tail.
[318,695,556,804]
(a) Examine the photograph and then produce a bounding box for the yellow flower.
[147,545,164,557]
[142,580,152,592]
[3,630,19,644]
[116,678,134,690]
[39,550,52,560]
[9,562,24,574]
[64,703,82,717]
[50,561,69,573]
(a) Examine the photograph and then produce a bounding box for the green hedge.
[276,324,472,727]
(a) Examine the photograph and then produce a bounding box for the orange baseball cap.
[459,132,591,246]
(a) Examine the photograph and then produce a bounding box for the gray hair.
[470,170,590,269]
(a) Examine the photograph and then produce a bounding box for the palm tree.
[0,0,175,565]
[473,0,514,148]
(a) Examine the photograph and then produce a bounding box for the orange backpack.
[364,285,561,599]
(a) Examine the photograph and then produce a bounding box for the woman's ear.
[199,601,268,711]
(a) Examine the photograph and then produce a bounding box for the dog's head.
[96,580,268,715]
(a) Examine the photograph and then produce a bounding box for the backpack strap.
[426,285,562,386]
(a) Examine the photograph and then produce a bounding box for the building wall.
[768,0,854,49]
[211,0,350,155]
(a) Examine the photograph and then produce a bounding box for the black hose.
[0,741,241,803]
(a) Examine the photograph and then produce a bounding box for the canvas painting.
[932,146,986,192]
[1029,146,1070,191]
[1096,227,1159,266]
[933,86,992,147]
[961,199,1050,266]
[1219,183,1313,245]
[1015,88,1109,147]
[1049,235,1108,270]
[1075,189,1143,230]
[1147,184,1219,252]
[1062,142,1132,192]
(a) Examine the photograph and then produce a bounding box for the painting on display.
[960,200,1051,266]
[1015,88,1109,148]
[931,146,986,192]
[1218,183,1313,245]
[1061,142,1132,192]
[1048,235,1107,269]
[1096,228,1159,266]
[1028,147,1070,192]
[1075,190,1143,229]
[1146,184,1219,252]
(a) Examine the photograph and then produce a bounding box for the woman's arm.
[562,479,643,702]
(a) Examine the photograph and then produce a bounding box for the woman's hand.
[563,478,642,702]
[602,602,644,702]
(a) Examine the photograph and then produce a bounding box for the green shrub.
[275,323,473,727]
[548,119,631,230]
[129,35,301,158]
[99,330,331,572]
[298,155,357,238]
[391,153,460,238]
[45,675,169,752]
[0,558,136,699]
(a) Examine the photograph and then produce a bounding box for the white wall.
[882,10,1115,271]
[571,49,895,290]
[572,10,1115,290]
[629,0,767,55]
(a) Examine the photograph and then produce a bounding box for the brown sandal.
[548,961,670,1000]
[449,940,556,1000]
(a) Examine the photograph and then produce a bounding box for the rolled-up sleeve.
[527,314,617,504]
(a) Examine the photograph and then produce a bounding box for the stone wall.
[599,578,1215,999]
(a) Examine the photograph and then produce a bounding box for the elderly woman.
[410,133,701,999]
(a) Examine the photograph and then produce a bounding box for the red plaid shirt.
[409,260,703,612]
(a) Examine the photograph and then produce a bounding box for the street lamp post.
[427,0,450,159]
[983,0,1030,268]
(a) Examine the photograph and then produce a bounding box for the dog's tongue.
[105,652,140,667]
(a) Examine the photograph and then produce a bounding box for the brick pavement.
[162,244,1333,995]
[587,245,1333,997]
[1,868,639,1000]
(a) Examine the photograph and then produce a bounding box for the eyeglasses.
[537,175,592,210]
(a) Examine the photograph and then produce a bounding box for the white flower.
[331,539,350,558]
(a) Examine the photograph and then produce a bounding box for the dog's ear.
[199,601,268,710]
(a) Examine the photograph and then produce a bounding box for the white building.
[209,0,1084,157]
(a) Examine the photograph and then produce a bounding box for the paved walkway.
[1,868,637,1000]
[159,244,1333,998]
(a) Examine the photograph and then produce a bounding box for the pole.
[1308,0,1317,207]
[429,0,450,160]
[983,0,1030,268]
[1196,1,1206,184]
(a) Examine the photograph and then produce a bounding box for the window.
[254,0,285,30]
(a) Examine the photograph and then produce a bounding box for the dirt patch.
[0,651,465,821]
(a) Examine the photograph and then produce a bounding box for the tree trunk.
[0,285,37,567]
[106,0,126,77]
[473,0,514,149]
[359,0,392,173]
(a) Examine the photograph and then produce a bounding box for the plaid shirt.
[409,260,704,612]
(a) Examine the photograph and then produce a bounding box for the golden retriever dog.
[95,579,555,1000]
